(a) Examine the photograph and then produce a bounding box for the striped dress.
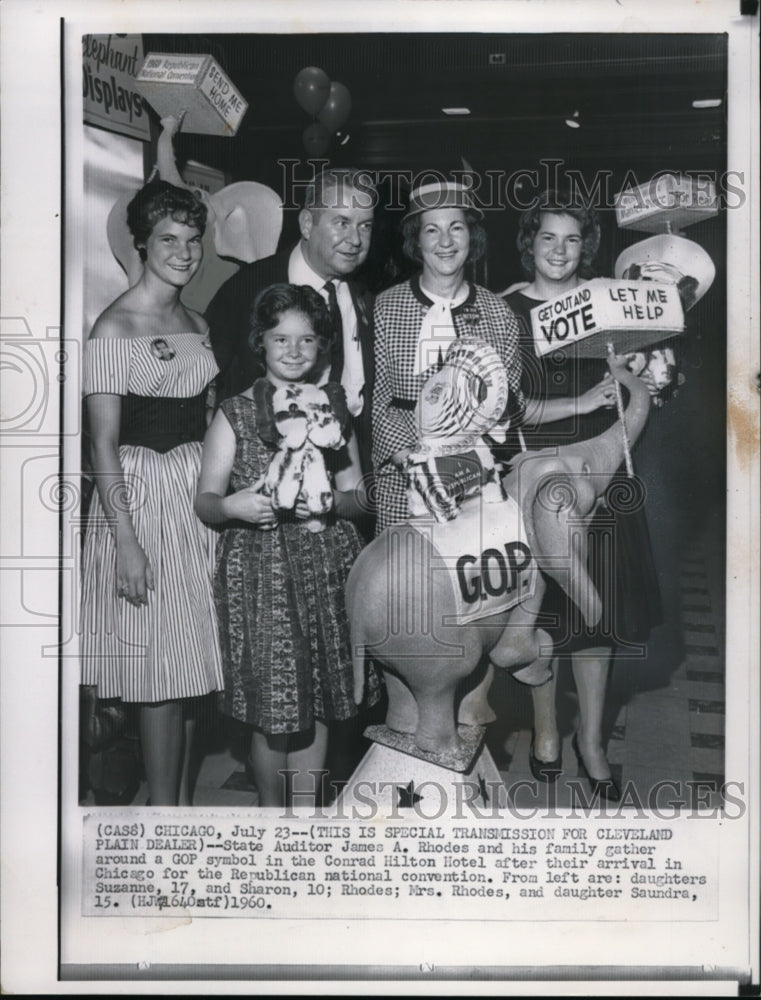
[80,333,224,702]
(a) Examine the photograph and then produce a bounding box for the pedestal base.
[335,737,508,815]
[364,723,485,773]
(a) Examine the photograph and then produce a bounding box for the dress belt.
[119,392,207,453]
[391,396,416,411]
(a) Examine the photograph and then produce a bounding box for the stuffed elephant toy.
[347,348,652,759]
[264,382,347,533]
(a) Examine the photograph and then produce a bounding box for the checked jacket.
[371,274,526,533]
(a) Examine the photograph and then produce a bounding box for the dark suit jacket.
[205,246,375,479]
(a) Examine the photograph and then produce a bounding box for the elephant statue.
[107,114,283,313]
[347,347,652,763]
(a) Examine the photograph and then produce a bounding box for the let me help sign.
[530,279,684,359]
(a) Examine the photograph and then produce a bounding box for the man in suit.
[206,167,377,477]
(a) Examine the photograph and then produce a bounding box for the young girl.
[196,283,377,807]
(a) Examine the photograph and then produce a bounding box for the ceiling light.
[564,110,581,128]
[442,107,471,116]
[692,98,722,109]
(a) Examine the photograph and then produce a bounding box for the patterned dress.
[214,387,376,734]
[372,275,526,533]
[80,333,224,701]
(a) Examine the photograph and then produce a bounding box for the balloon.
[293,66,331,117]
[302,122,331,156]
[318,81,352,132]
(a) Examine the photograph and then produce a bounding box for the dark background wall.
[136,30,728,593]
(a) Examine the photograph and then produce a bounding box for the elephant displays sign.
[530,278,684,359]
[83,34,150,142]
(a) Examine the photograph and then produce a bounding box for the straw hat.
[402,180,484,222]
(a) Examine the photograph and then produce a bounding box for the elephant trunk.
[506,361,652,630]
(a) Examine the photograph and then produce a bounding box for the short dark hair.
[248,283,333,380]
[516,189,600,278]
[401,207,487,266]
[126,180,207,260]
[303,167,377,213]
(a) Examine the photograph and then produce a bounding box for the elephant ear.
[508,454,602,628]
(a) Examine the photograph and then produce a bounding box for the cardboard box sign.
[530,279,684,359]
[135,53,248,136]
[615,174,718,233]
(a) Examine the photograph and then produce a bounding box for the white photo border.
[0,0,758,994]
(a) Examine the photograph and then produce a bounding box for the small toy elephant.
[264,382,346,532]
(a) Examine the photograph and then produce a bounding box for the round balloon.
[318,81,352,132]
[293,66,331,116]
[303,122,331,156]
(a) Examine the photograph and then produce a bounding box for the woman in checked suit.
[371,181,526,534]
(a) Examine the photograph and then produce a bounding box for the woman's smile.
[419,207,470,282]
[143,216,203,287]
[532,212,583,287]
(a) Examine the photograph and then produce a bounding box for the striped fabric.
[372,277,526,533]
[80,334,223,702]
[83,332,218,398]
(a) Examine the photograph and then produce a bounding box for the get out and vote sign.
[530,279,684,359]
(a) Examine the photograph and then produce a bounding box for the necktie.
[324,280,344,383]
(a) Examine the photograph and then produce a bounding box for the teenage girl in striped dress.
[81,180,223,806]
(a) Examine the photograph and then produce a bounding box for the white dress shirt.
[288,243,365,416]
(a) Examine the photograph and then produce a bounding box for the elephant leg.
[411,669,462,755]
[509,648,553,686]
[457,658,496,727]
[383,669,418,735]
[409,630,484,753]
[489,589,553,686]
[531,658,561,760]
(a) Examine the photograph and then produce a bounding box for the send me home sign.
[530,278,684,359]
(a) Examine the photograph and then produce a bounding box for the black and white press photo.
[0,0,758,993]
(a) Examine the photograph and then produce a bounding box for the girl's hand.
[224,476,277,528]
[116,537,154,606]
[577,374,617,413]
[294,497,311,520]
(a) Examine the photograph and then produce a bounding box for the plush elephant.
[347,352,652,760]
